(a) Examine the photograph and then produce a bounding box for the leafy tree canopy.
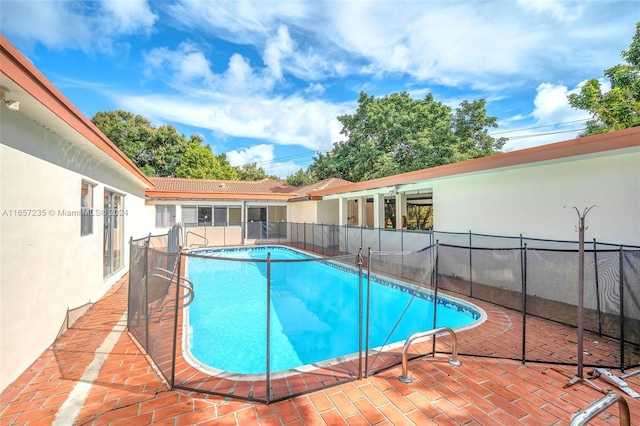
[175,143,238,180]
[93,110,243,180]
[308,92,506,182]
[236,163,278,181]
[568,22,640,136]
[284,169,313,187]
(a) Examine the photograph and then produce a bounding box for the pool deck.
[1,274,640,425]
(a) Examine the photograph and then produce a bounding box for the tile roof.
[294,178,352,194]
[146,177,353,200]
[150,177,297,194]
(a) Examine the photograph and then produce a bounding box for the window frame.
[80,180,94,236]
[155,204,176,228]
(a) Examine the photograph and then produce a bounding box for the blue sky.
[1,1,638,178]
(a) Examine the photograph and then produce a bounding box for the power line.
[240,120,590,169]
[505,128,586,140]
[240,150,328,169]
[490,118,590,136]
[249,151,321,166]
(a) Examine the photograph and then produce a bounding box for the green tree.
[568,22,640,136]
[92,110,237,179]
[284,169,313,186]
[92,110,154,172]
[92,110,192,177]
[308,92,505,182]
[453,100,507,160]
[147,125,190,177]
[175,143,238,180]
[236,163,278,181]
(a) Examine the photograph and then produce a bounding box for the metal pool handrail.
[570,392,631,426]
[398,327,461,383]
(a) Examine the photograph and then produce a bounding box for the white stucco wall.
[0,112,149,390]
[288,200,318,224]
[316,199,339,225]
[433,148,640,245]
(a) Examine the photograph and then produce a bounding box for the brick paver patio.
[1,275,639,425]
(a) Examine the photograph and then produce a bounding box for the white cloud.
[0,0,157,53]
[516,0,582,22]
[144,43,214,83]
[225,145,303,178]
[263,25,295,80]
[137,41,349,151]
[499,81,598,151]
[164,0,636,90]
[532,82,592,124]
[305,83,326,95]
[118,92,346,152]
[101,0,157,34]
[226,144,274,166]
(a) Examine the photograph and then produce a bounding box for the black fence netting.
[128,223,640,404]
[128,231,182,385]
[169,248,363,403]
[365,248,437,375]
[127,237,148,350]
[432,237,640,369]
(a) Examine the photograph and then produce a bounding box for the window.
[198,206,212,226]
[182,206,197,226]
[229,206,241,226]
[213,206,227,226]
[155,205,176,228]
[81,181,93,236]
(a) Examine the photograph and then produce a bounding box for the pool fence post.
[593,238,602,336]
[469,231,473,298]
[332,224,336,256]
[365,247,372,377]
[266,252,272,403]
[144,234,150,352]
[357,248,363,380]
[170,249,182,388]
[303,222,306,251]
[345,223,348,254]
[128,236,133,328]
[321,223,324,256]
[564,205,598,390]
[521,237,527,364]
[432,240,439,355]
[619,245,624,370]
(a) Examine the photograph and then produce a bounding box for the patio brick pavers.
[1,274,640,425]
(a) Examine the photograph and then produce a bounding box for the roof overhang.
[309,127,640,198]
[0,34,153,190]
[145,190,295,201]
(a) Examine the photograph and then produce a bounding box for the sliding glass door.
[103,190,124,277]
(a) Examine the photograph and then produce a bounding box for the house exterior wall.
[288,200,318,224]
[317,199,339,225]
[0,112,149,390]
[433,148,640,245]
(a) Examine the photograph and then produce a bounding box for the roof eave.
[309,127,640,197]
[145,190,295,201]
[0,34,154,189]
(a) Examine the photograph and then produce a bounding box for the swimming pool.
[184,246,485,376]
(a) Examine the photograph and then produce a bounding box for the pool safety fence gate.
[128,223,640,403]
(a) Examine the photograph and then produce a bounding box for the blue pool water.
[186,246,482,375]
